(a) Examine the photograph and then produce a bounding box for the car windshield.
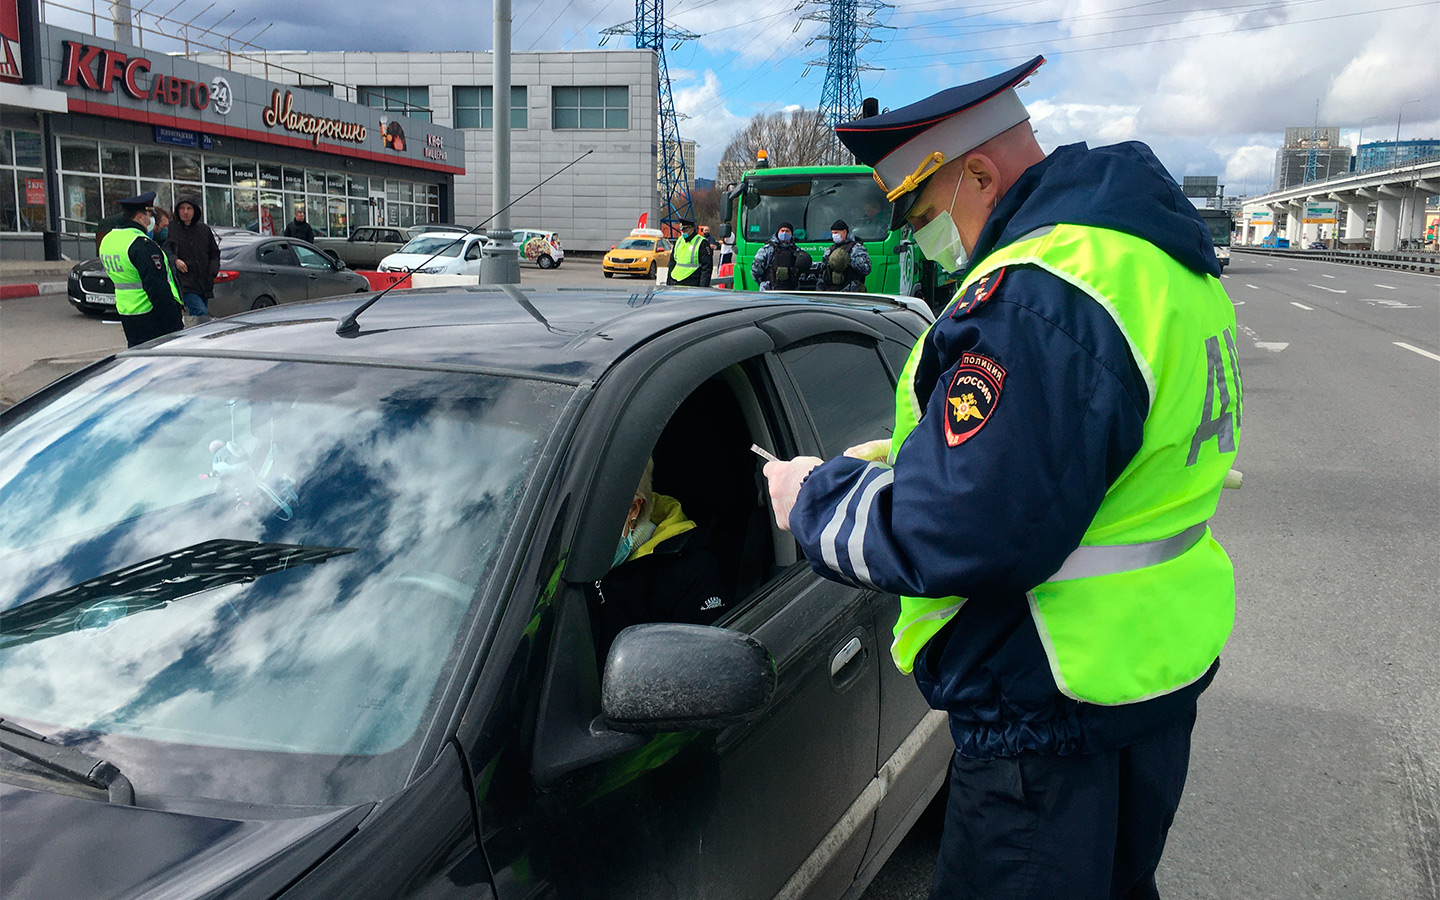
[0,357,568,806]
[742,174,892,243]
[1198,212,1233,247]
[617,239,654,250]
[398,235,469,257]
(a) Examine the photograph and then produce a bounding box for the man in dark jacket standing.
[169,194,220,323]
[764,55,1241,900]
[750,222,812,290]
[283,206,315,244]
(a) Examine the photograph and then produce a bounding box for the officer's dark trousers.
[929,707,1196,900]
[120,303,184,348]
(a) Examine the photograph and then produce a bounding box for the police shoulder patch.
[943,352,1007,447]
[150,254,164,269]
[949,266,1006,319]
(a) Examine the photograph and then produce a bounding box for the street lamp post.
[1394,99,1421,168]
[1356,115,1378,171]
[1392,100,1421,249]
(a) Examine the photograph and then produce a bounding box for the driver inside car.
[586,457,730,652]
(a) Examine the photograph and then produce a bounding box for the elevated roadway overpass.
[1241,155,1439,251]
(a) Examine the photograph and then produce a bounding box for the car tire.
[603,271,613,278]
[646,261,656,279]
[537,254,555,270]
[250,295,277,310]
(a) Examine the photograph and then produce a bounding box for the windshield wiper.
[1,539,356,650]
[0,718,135,805]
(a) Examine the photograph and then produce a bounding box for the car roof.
[131,287,924,383]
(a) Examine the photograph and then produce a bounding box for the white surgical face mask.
[910,177,968,274]
[831,232,844,243]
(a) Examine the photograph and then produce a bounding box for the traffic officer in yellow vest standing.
[666,218,713,287]
[100,191,185,348]
[763,56,1242,900]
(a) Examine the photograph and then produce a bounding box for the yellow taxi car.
[602,228,672,279]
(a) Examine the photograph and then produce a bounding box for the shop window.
[61,173,101,230]
[233,161,258,188]
[299,83,334,97]
[399,182,413,203]
[552,86,628,130]
[328,197,348,235]
[60,139,99,174]
[139,181,172,213]
[100,144,135,177]
[234,189,258,231]
[283,167,305,192]
[173,153,201,183]
[348,199,368,233]
[305,169,326,193]
[138,149,170,180]
[259,163,282,190]
[454,86,527,129]
[358,86,431,123]
[14,132,42,169]
[305,196,327,236]
[327,172,345,196]
[0,131,12,167]
[204,157,231,184]
[205,186,234,228]
[0,171,17,232]
[347,176,366,198]
[386,181,399,203]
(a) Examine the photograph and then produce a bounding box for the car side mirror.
[717,224,732,241]
[602,623,776,733]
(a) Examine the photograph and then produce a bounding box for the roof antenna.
[336,149,595,337]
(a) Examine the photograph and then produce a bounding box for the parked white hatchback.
[378,231,488,275]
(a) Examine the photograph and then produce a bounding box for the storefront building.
[201,49,660,252]
[1,11,462,260]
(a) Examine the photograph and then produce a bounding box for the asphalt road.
[861,253,1440,899]
[3,254,1438,898]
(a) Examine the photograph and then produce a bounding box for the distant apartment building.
[1356,139,1440,172]
[199,49,661,251]
[657,139,697,197]
[1273,126,1351,190]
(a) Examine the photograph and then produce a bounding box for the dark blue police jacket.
[790,142,1223,758]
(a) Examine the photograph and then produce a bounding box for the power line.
[879,0,1436,68]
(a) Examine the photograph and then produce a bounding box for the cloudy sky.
[56,0,1439,196]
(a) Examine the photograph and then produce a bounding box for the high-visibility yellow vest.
[670,234,703,282]
[99,227,182,316]
[889,224,1241,705]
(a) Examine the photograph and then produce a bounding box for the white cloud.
[671,69,749,178]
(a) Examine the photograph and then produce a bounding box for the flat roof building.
[201,50,661,251]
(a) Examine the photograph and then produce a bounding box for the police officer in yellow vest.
[100,191,185,348]
[763,56,1241,900]
[666,218,713,287]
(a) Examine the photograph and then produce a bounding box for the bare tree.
[718,108,839,182]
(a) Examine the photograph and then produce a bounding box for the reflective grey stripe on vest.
[113,282,143,290]
[1045,522,1208,583]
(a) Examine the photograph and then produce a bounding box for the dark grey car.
[211,236,372,316]
[66,233,371,319]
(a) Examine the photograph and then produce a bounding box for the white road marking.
[1266,263,1274,267]
[1375,284,1396,290]
[1291,301,1314,310]
[1288,267,1298,271]
[1321,273,1336,279]
[1239,324,1289,352]
[1232,300,1246,306]
[1307,284,1347,294]
[1245,283,1260,290]
[1358,298,1420,309]
[1395,342,1440,362]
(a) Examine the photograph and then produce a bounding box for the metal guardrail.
[1233,246,1439,275]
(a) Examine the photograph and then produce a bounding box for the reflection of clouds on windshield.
[0,357,564,799]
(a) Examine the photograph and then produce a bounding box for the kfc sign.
[57,40,218,111]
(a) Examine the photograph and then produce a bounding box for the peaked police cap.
[836,55,1045,229]
[118,190,158,211]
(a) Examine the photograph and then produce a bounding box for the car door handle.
[830,635,865,678]
[307,274,318,279]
